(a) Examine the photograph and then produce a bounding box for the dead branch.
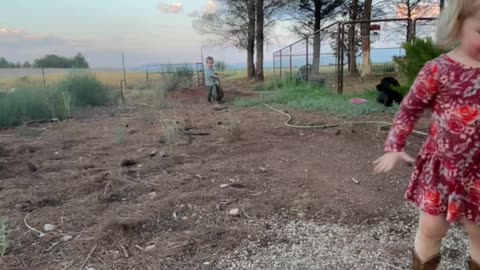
[24,210,45,237]
[79,244,97,270]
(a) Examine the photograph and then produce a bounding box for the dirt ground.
[0,79,468,270]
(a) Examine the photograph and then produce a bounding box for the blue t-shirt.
[205,67,217,86]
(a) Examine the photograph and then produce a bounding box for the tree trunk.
[361,0,372,77]
[247,0,256,79]
[348,0,358,75]
[312,0,322,77]
[406,8,412,42]
[440,0,445,10]
[255,0,264,81]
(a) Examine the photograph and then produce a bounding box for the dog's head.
[377,77,400,92]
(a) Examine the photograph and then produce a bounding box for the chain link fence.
[273,17,438,94]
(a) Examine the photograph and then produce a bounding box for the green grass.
[0,219,9,257]
[236,79,398,117]
[0,72,116,128]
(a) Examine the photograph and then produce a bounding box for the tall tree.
[347,0,359,74]
[360,0,372,77]
[247,0,256,79]
[194,0,284,80]
[71,53,89,68]
[255,0,264,81]
[287,0,345,76]
[390,0,436,42]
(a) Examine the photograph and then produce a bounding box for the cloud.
[188,0,217,17]
[158,2,184,14]
[205,0,217,13]
[0,27,79,47]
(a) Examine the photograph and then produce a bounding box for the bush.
[0,72,114,128]
[58,72,111,106]
[394,38,445,85]
[214,61,227,72]
[0,86,71,127]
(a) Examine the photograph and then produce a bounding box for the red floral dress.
[385,54,480,224]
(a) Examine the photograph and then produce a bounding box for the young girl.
[374,2,480,269]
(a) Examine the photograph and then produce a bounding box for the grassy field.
[0,69,146,89]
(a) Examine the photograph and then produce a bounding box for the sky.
[0,0,291,69]
[0,0,438,69]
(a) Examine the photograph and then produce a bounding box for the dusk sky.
[1,1,438,69]
[0,0,296,69]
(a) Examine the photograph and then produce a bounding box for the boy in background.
[204,56,222,104]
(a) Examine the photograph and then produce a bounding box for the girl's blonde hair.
[436,0,480,50]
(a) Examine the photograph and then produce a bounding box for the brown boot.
[470,258,480,270]
[412,250,441,270]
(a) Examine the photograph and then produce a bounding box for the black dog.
[376,77,403,107]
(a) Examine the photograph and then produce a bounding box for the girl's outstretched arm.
[385,61,439,152]
[374,61,439,174]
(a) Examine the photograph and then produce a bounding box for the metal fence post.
[273,53,276,80]
[289,45,292,76]
[412,18,417,40]
[306,36,309,81]
[280,50,282,79]
[337,23,345,94]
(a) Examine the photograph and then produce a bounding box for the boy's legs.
[462,217,480,264]
[210,84,218,104]
[414,211,449,261]
[206,85,213,103]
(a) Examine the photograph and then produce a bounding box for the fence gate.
[146,63,205,87]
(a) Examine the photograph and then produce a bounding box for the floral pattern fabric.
[385,54,480,224]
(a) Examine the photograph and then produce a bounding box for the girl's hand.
[373,152,415,174]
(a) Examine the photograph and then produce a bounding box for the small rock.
[229,208,241,216]
[86,267,96,270]
[43,224,57,232]
[195,174,205,179]
[148,192,157,199]
[181,216,188,221]
[120,159,137,167]
[159,151,168,157]
[27,161,38,172]
[259,167,267,173]
[144,245,157,252]
[128,129,137,134]
[113,250,121,260]
[149,150,157,157]
[204,261,211,265]
[61,235,73,241]
[220,184,230,188]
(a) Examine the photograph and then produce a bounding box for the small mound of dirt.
[170,87,205,103]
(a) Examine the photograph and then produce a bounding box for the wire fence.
[273,17,438,94]
[146,63,205,88]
